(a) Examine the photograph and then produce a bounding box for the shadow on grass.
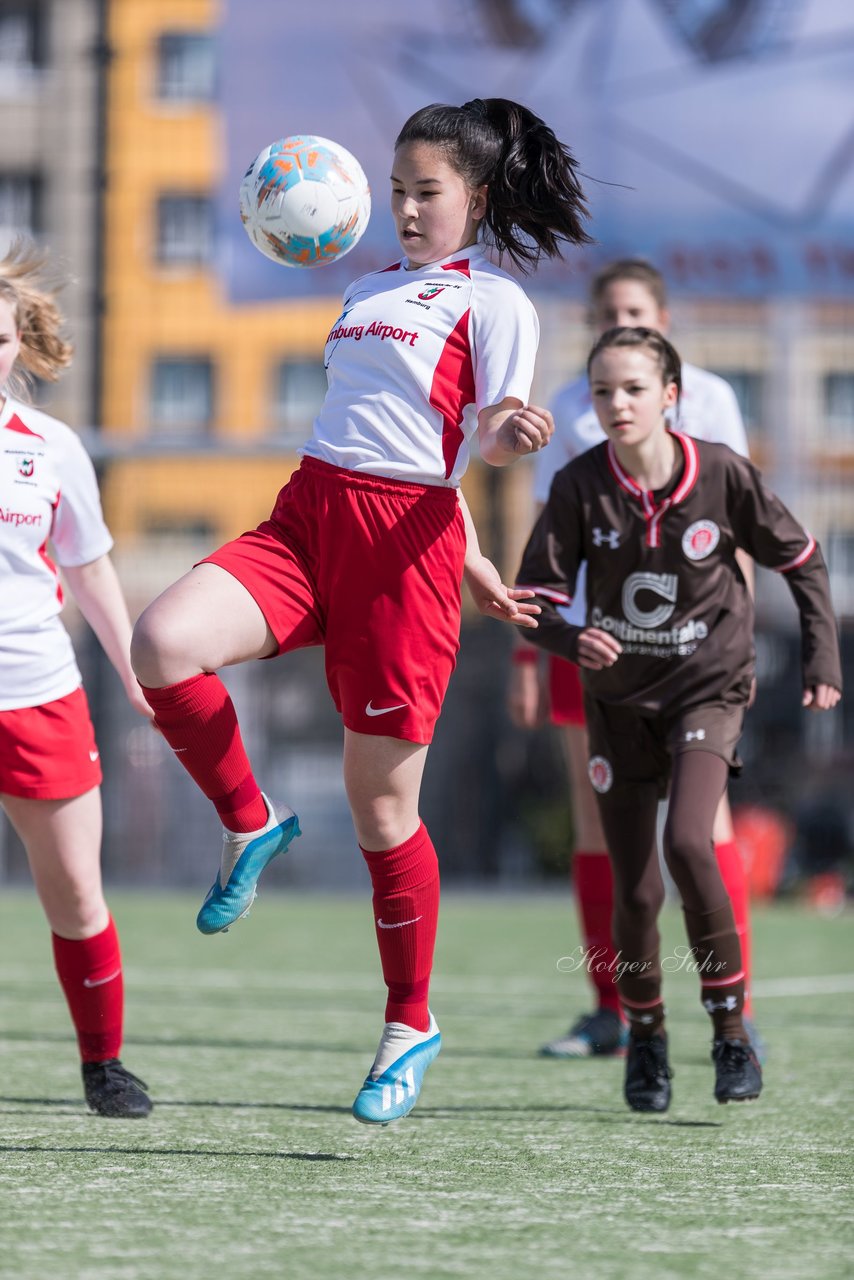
[0,1141,353,1160]
[0,1095,722,1128]
[0,1095,351,1114]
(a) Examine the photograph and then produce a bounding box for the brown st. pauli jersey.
[517,433,842,715]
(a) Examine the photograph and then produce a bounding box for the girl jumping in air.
[131,98,593,1125]
[516,326,841,1111]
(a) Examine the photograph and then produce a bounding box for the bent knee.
[131,605,200,687]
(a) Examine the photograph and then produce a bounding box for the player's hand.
[464,556,541,629]
[508,405,554,455]
[802,684,841,711]
[126,681,156,721]
[576,627,622,670]
[507,658,549,729]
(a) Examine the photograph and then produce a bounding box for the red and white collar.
[606,431,699,548]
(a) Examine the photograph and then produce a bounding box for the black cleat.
[712,1038,762,1104]
[82,1058,153,1118]
[624,1033,672,1112]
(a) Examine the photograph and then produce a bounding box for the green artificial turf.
[0,892,851,1279]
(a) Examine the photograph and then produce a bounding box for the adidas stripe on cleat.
[352,1012,441,1126]
[196,793,300,935]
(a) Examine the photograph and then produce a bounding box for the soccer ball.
[239,135,371,268]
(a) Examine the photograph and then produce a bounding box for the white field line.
[750,973,854,998]
[1,965,852,999]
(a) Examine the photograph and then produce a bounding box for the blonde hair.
[0,239,73,399]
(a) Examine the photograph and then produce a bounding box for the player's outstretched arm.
[458,489,540,628]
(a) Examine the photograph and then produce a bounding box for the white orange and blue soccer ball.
[239,135,371,268]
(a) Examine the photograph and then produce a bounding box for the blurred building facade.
[0,0,851,888]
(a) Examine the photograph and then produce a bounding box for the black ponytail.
[587,327,683,402]
[395,98,593,273]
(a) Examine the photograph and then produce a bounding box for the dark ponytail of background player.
[587,325,683,402]
[395,98,593,271]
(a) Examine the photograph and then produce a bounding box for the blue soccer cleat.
[196,795,300,935]
[352,1012,441,1126]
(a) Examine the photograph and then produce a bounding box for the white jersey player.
[131,97,594,1128]
[0,396,113,708]
[305,247,539,486]
[0,241,153,1117]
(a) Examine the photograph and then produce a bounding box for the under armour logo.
[592,526,620,549]
[683,729,706,742]
[703,994,739,1013]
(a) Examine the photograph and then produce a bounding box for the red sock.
[141,673,267,832]
[715,839,753,1017]
[573,850,623,1017]
[52,918,124,1063]
[360,822,440,1032]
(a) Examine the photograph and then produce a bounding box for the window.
[709,369,764,430]
[142,516,216,541]
[823,373,854,440]
[156,194,214,266]
[150,358,214,435]
[0,172,42,240]
[826,530,854,617]
[156,32,216,102]
[272,359,327,440]
[0,2,45,71]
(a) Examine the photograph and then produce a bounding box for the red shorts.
[202,457,466,744]
[0,686,103,800]
[548,654,586,728]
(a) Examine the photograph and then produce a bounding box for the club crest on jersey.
[18,458,34,477]
[682,520,720,561]
[417,285,445,301]
[588,755,613,794]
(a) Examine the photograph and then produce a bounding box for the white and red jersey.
[534,362,749,626]
[301,247,540,487]
[0,396,113,710]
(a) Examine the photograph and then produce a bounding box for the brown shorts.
[583,696,744,799]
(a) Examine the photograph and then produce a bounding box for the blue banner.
[218,0,854,299]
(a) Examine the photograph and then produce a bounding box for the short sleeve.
[470,274,539,410]
[50,430,114,567]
